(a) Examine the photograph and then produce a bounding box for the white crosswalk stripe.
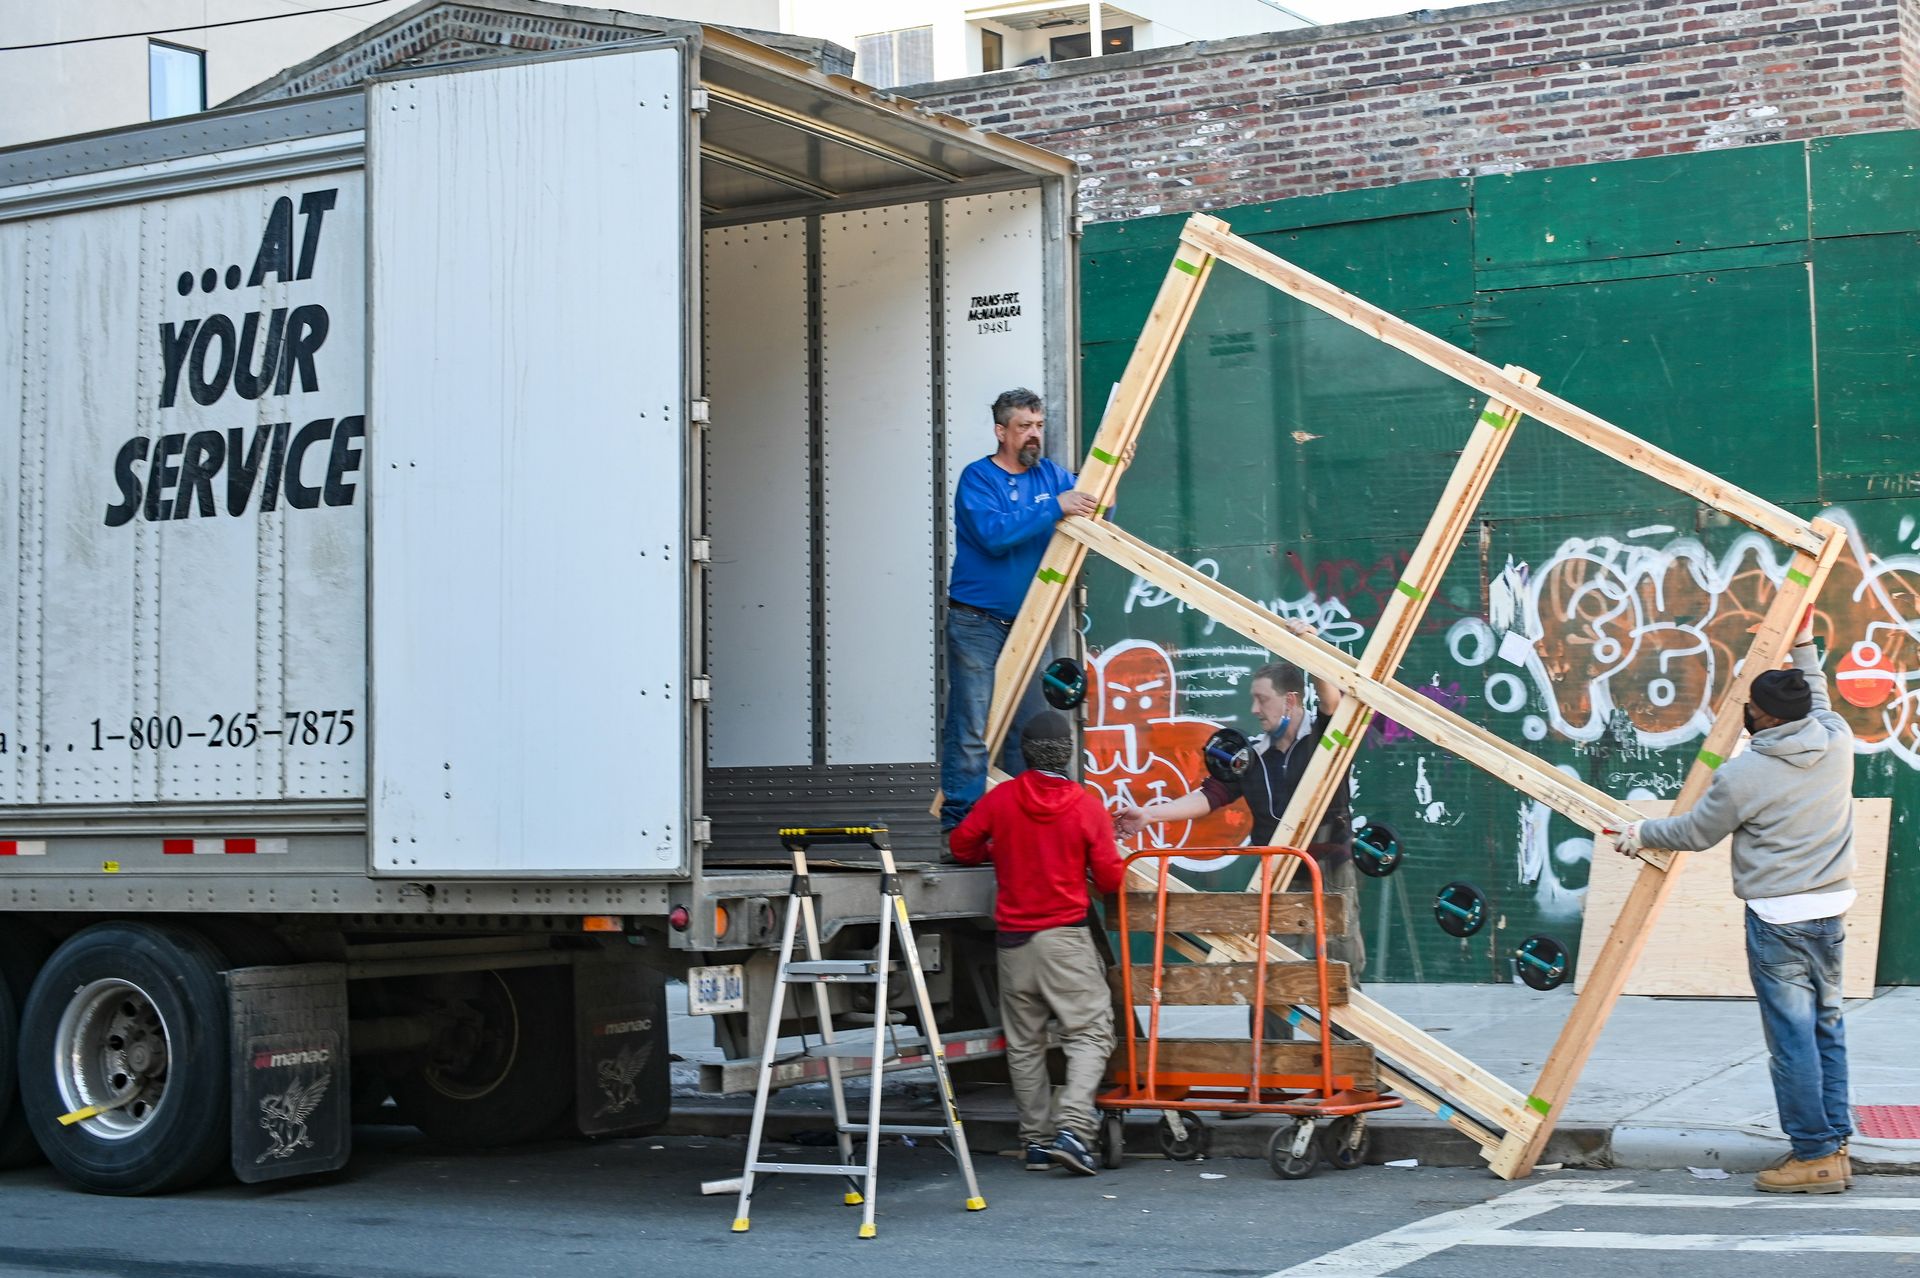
[1268,1177,1920,1277]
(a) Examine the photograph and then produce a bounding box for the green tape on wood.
[1480,408,1510,429]
[1326,728,1352,748]
[1172,257,1200,276]
[1395,580,1426,601]
[1787,567,1812,586]
[1095,504,1109,517]
[1037,568,1067,585]
[1089,446,1118,465]
[1697,749,1725,769]
[1526,1095,1551,1116]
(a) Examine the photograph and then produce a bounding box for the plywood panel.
[1109,891,1348,937]
[1112,960,1348,1007]
[1576,797,1890,998]
[1114,1038,1377,1089]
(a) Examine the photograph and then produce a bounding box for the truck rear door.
[365,42,697,877]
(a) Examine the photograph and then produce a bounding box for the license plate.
[687,963,746,1016]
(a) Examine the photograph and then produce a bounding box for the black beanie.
[1750,668,1812,723]
[1021,710,1075,774]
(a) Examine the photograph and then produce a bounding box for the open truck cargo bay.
[0,29,1076,1193]
[0,28,1076,907]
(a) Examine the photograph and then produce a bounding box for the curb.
[1609,1122,1920,1174]
[662,1103,1612,1171]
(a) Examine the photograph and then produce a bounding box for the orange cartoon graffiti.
[1080,639,1254,853]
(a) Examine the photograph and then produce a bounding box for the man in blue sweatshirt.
[1616,609,1856,1194]
[939,389,1097,832]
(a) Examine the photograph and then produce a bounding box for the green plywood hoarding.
[1076,132,1920,984]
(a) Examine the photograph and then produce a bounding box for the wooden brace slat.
[1486,516,1848,1179]
[1182,218,1824,556]
[1063,517,1642,833]
[1262,370,1538,889]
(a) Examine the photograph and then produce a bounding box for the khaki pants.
[997,925,1115,1146]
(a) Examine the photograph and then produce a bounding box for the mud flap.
[228,964,351,1183]
[573,956,669,1137]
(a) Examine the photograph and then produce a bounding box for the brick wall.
[1904,0,1920,125]
[901,0,1913,222]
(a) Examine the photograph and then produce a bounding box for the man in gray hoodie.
[1616,610,1855,1194]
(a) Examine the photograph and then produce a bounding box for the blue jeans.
[940,607,1048,832]
[1746,908,1852,1160]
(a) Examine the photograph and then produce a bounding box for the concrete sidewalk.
[664,982,1920,1174]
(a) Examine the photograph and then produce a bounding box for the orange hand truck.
[1096,846,1401,1178]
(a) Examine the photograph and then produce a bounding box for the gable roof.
[225,0,852,106]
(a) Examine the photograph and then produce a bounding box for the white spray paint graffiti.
[1450,508,1920,766]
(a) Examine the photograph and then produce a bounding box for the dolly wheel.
[1157,1112,1209,1161]
[1268,1123,1319,1180]
[1325,1116,1368,1170]
[1099,1112,1125,1169]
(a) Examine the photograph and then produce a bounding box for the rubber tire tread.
[0,925,53,1167]
[17,922,231,1195]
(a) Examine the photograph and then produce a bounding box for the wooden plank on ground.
[1489,516,1847,1179]
[1181,218,1823,555]
[1109,891,1348,936]
[1575,796,1890,999]
[1117,1038,1378,1089]
[974,217,1225,769]
[1112,960,1349,1008]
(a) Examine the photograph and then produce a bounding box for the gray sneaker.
[1048,1128,1098,1176]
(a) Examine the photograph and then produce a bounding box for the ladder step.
[750,1161,869,1176]
[782,958,897,983]
[806,1037,928,1059]
[840,1123,949,1137]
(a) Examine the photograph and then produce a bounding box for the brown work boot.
[1754,1149,1849,1194]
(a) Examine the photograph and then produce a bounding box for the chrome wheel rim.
[53,978,172,1139]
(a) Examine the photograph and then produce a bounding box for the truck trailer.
[0,28,1077,1194]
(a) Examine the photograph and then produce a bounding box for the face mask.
[1268,715,1291,746]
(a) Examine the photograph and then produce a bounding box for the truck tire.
[17,922,231,1195]
[0,925,53,1167]
[391,967,573,1147]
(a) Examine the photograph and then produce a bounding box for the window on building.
[149,40,205,120]
[981,28,1004,74]
[855,25,935,88]
[1049,26,1134,61]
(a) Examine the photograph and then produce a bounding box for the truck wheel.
[17,923,231,1195]
[0,925,54,1167]
[391,967,572,1147]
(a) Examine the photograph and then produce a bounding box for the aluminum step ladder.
[730,825,985,1239]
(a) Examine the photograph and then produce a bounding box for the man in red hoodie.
[949,710,1127,1176]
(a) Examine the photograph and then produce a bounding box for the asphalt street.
[1,1130,1917,1278]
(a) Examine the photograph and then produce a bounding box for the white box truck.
[0,29,1077,1194]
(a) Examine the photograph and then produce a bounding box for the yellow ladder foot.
[731,1219,751,1233]
[844,1191,864,1206]
[965,1196,987,1211]
[858,1222,877,1239]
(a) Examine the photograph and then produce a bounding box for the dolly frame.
[980,212,1846,1179]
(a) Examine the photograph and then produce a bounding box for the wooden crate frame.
[978,213,1847,1179]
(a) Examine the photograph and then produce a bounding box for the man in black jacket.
[1114,618,1363,983]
